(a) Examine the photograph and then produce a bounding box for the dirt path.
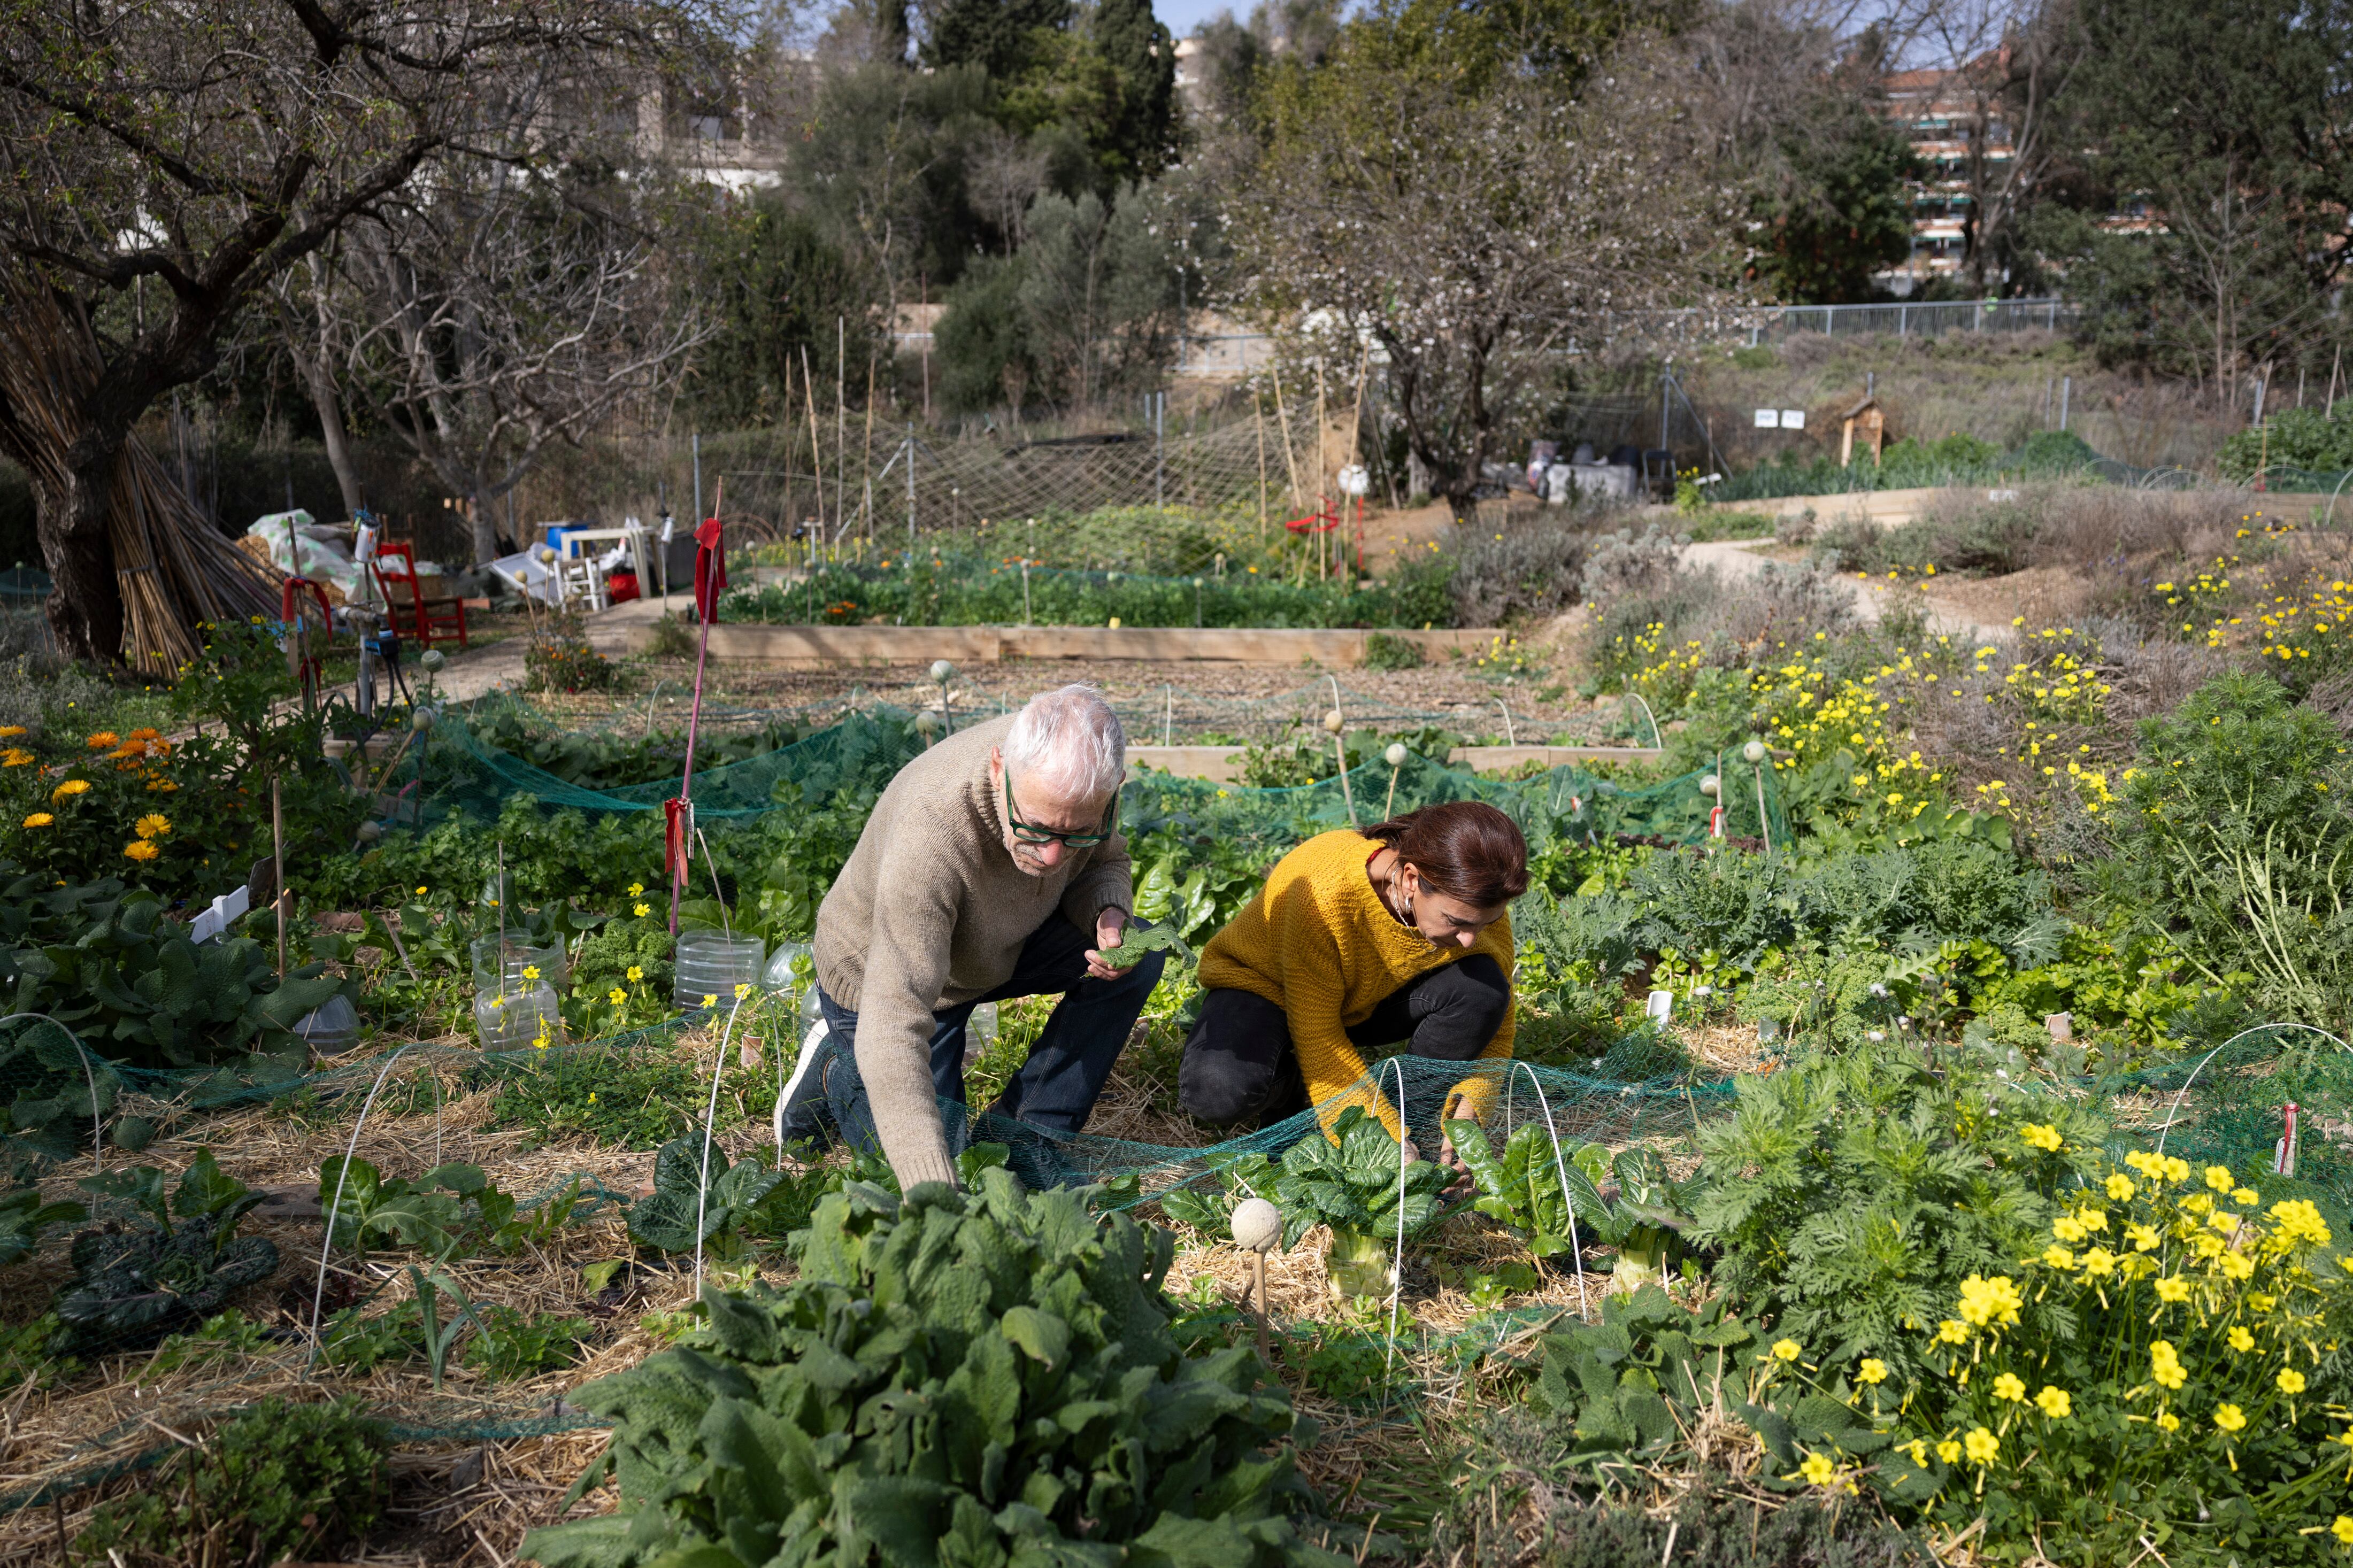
[1684,537,2017,645]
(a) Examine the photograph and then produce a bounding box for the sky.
[1156,0,1241,36]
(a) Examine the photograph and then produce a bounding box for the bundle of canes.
[0,282,276,675]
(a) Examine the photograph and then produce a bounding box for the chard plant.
[1273,1107,1447,1297]
[524,1170,1343,1568]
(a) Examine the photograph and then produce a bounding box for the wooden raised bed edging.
[663,623,1510,667]
[1126,744,1665,784]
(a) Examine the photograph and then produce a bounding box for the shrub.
[1448,518,1594,625]
[72,1397,388,1567]
[2113,673,2353,1026]
[525,605,622,693]
[1360,631,1425,670]
[524,1170,1340,1568]
[1766,1147,2353,1561]
[1687,1046,2107,1382]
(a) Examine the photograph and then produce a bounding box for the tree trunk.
[33,444,126,667]
[297,351,366,517]
[471,488,501,565]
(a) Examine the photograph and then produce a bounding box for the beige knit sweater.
[812,713,1132,1189]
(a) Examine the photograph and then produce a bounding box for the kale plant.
[524,1170,1344,1568]
[57,1152,278,1355]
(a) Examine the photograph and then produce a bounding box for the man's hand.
[1083,908,1129,980]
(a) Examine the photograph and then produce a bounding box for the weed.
[463,1304,593,1380]
[71,1397,388,1568]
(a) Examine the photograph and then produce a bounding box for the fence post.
[1898,304,1908,337]
[905,424,916,549]
[691,432,702,529]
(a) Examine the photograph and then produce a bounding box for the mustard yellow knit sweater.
[1196,828,1514,1137]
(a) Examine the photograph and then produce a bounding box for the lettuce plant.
[524,1170,1344,1568]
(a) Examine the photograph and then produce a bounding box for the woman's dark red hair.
[1364,801,1528,908]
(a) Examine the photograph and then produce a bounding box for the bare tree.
[326,164,710,563]
[1896,0,2084,292]
[0,0,699,665]
[1228,35,1730,519]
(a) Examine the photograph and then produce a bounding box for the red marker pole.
[668,481,726,936]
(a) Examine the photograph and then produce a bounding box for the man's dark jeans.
[811,914,1166,1157]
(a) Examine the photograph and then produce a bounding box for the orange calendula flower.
[50,779,89,802]
[134,814,171,840]
[20,812,51,828]
[0,725,25,738]
[83,732,118,750]
[122,839,160,862]
[1,749,32,768]
[126,728,160,743]
[144,779,178,793]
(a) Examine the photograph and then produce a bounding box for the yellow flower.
[0,726,23,738]
[2206,1165,2238,1193]
[133,813,170,839]
[2157,1411,2180,1433]
[703,993,718,1008]
[19,812,50,828]
[2233,1187,2260,1207]
[1902,1439,1929,1470]
[1993,1372,2027,1402]
[1936,1318,1970,1345]
[1857,1358,1888,1386]
[2218,1250,2255,1281]
[522,965,541,981]
[123,839,159,862]
[628,881,645,897]
[2080,1247,2117,1277]
[2270,1199,2333,1247]
[2280,1367,2308,1395]
[82,731,117,750]
[2228,1326,2255,1353]
[1957,1274,2023,1328]
[2052,1215,2088,1243]
[2034,1385,2071,1419]
[626,965,644,983]
[2155,1277,2191,1303]
[735,982,752,1000]
[634,902,651,917]
[2332,1517,2353,1547]
[416,886,428,895]
[2214,1403,2247,1434]
[2151,1341,2187,1389]
[2106,1173,2136,1202]
[1771,1338,1802,1363]
[1936,1439,1963,1464]
[1963,1428,1999,1464]
[0,748,30,768]
[2043,1245,2077,1269]
[2126,1150,2162,1177]
[2126,1223,2162,1252]
[2076,1207,2108,1232]
[608,987,626,1006]
[1797,1451,1836,1487]
[2020,1123,2063,1152]
[49,779,88,802]
[2162,1156,2190,1184]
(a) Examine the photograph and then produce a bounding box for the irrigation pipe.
[2151,1022,2352,1159]
[1626,693,1664,749]
[695,988,756,1297]
[1501,1060,1588,1320]
[2323,470,2353,532]
[0,1014,106,1172]
[307,1042,448,1369]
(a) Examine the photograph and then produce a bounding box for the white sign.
[1781,409,1807,430]
[1754,408,1780,429]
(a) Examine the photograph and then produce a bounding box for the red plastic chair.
[372,540,468,650]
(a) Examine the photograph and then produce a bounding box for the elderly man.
[793,684,1163,1190]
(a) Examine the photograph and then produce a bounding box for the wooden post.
[835,318,847,544]
[1313,360,1328,581]
[1251,1251,1270,1366]
[803,345,825,539]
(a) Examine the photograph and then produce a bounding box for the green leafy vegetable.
[318,1155,585,1261]
[624,1138,798,1257]
[1096,920,1191,970]
[0,1184,84,1266]
[1157,1151,1279,1235]
[1272,1106,1446,1252]
[57,1154,278,1354]
[523,1170,1344,1568]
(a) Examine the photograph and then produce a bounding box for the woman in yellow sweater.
[1180,801,1526,1153]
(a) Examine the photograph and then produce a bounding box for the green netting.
[413,700,1783,850]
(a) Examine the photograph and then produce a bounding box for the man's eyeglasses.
[1004,773,1109,848]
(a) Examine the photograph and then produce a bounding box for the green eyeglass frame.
[1004,773,1110,848]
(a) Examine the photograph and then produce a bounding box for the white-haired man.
[793,684,1163,1190]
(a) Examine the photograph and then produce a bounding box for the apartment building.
[1880,59,2013,294]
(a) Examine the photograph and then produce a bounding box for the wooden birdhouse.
[1840,396,1885,466]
